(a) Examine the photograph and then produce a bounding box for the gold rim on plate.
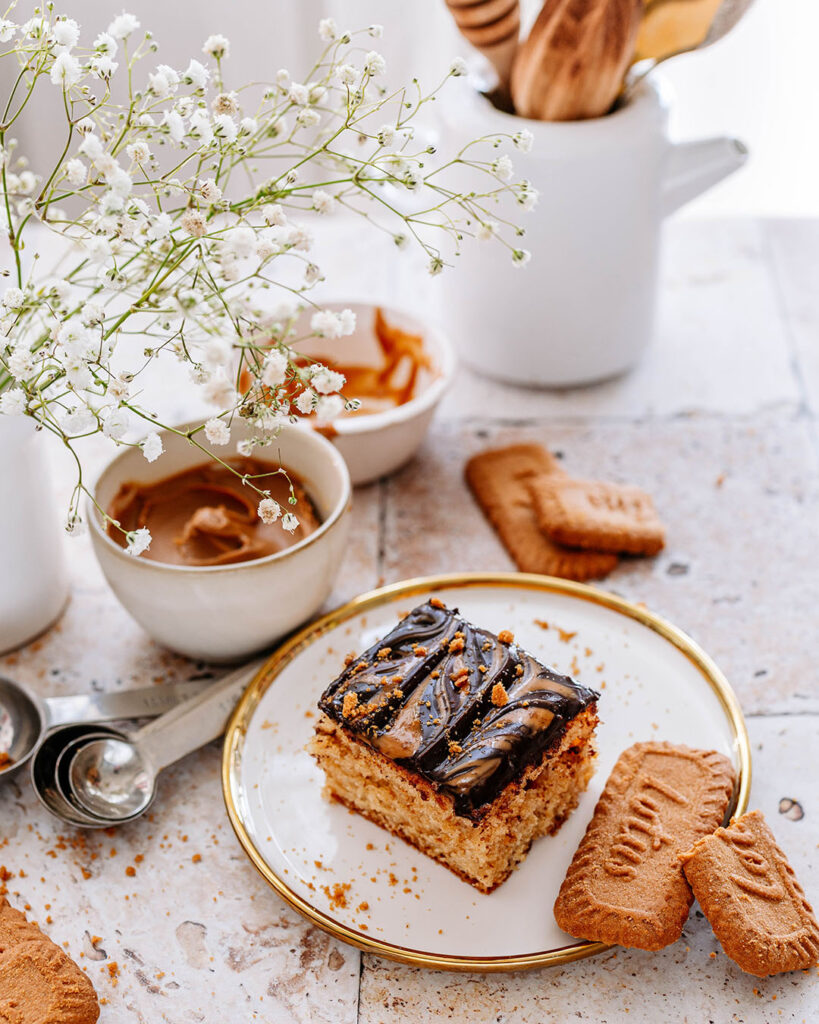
[222,572,752,972]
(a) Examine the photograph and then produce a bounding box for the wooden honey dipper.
[445,0,521,102]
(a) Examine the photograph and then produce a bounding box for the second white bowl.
[293,301,456,485]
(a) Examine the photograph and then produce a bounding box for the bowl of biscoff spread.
[259,302,456,486]
[88,420,351,662]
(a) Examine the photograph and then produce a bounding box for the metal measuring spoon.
[64,660,263,826]
[30,724,126,827]
[0,675,212,781]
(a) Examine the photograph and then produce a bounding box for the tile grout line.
[759,218,819,464]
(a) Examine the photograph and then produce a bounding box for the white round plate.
[223,573,750,971]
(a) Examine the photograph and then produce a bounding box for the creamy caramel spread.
[243,308,433,419]
[306,308,432,417]
[107,457,320,566]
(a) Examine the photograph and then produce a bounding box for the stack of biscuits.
[553,741,819,977]
[466,443,665,581]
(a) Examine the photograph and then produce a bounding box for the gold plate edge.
[221,571,752,972]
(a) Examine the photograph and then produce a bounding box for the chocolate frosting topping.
[318,601,599,818]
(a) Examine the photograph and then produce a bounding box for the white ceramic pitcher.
[438,77,747,387]
[0,416,69,652]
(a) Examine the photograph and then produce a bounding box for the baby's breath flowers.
[0,8,530,556]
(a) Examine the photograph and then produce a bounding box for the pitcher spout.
[662,136,748,215]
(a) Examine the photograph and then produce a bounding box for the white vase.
[0,415,69,652]
[437,77,748,388]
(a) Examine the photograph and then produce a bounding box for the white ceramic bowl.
[293,301,456,485]
[88,421,351,663]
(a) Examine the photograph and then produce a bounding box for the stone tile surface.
[358,715,819,1024]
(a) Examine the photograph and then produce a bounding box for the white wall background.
[2,0,815,217]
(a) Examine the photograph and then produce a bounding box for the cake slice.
[309,599,599,893]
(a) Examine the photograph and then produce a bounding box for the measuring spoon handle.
[135,660,264,772]
[42,680,213,728]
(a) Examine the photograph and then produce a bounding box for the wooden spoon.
[510,0,643,121]
[444,0,521,100]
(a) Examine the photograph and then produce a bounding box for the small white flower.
[477,220,497,241]
[262,203,286,226]
[183,59,210,90]
[213,113,238,142]
[50,52,82,88]
[62,405,96,434]
[309,84,326,104]
[275,68,290,88]
[281,512,299,533]
[377,124,395,147]
[148,70,171,98]
[369,24,384,38]
[287,82,309,106]
[78,133,104,160]
[0,19,17,42]
[212,91,239,116]
[126,527,152,557]
[147,212,172,241]
[261,349,288,388]
[126,141,151,163]
[202,33,230,59]
[8,347,34,379]
[108,375,130,400]
[240,116,258,135]
[102,406,131,440]
[310,308,355,339]
[257,497,281,524]
[512,248,531,267]
[304,262,321,285]
[163,109,185,143]
[315,394,344,425]
[336,64,357,86]
[287,224,312,252]
[312,367,345,395]
[53,18,80,49]
[141,432,163,462]
[202,370,235,407]
[295,388,315,415]
[318,17,337,41]
[2,287,25,309]
[449,57,467,77]
[364,51,386,76]
[428,255,444,276]
[224,225,255,259]
[93,32,118,55]
[311,190,334,215]
[518,186,539,212]
[107,13,140,41]
[0,388,26,415]
[65,158,86,186]
[513,129,533,153]
[91,55,118,79]
[189,109,213,145]
[204,416,230,445]
[492,154,514,182]
[199,178,222,203]
[181,210,207,237]
[81,301,105,325]
[65,513,87,537]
